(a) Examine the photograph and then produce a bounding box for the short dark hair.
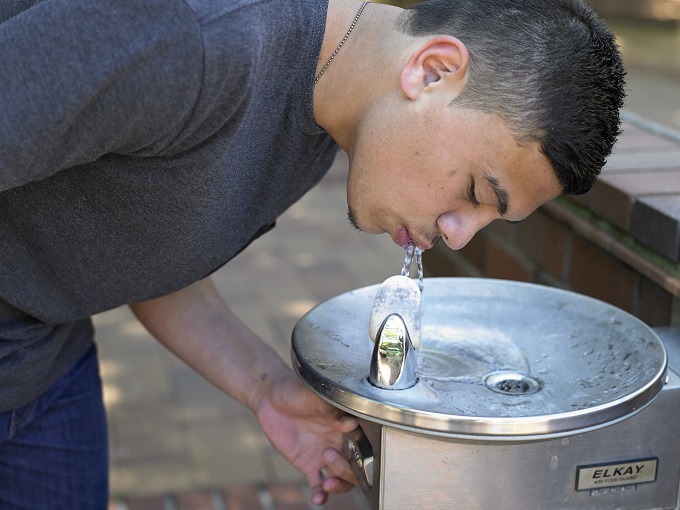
[399,0,626,195]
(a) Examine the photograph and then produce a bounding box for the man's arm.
[129,277,358,505]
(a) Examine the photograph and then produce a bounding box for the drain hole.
[484,371,541,396]
[498,378,530,393]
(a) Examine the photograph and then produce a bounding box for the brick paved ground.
[109,481,369,510]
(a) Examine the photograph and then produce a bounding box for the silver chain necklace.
[314,2,369,84]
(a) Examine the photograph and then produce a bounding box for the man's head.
[328,0,625,251]
[399,0,626,196]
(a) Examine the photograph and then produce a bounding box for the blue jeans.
[0,345,109,509]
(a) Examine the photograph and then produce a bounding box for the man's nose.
[436,211,494,250]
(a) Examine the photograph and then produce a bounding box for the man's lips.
[390,227,432,250]
[390,227,411,249]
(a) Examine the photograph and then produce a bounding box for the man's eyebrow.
[483,172,509,217]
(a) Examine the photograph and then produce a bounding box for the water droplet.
[550,455,559,470]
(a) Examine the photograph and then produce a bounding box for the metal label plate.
[576,458,658,491]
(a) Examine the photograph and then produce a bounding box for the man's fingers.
[322,476,355,495]
[323,448,358,485]
[310,484,328,506]
[308,467,329,506]
[331,413,358,433]
[307,448,358,504]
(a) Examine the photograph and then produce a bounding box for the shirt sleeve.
[0,0,204,191]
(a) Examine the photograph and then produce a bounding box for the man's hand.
[130,277,358,506]
[254,366,358,505]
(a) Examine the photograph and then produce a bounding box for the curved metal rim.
[292,349,667,439]
[291,278,669,439]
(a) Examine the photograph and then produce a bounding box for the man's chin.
[346,207,362,233]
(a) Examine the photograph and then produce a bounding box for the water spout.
[369,313,418,390]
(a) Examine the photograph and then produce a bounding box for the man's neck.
[313,0,405,153]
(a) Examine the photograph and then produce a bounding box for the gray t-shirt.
[0,0,337,410]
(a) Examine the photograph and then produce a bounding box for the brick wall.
[424,114,680,328]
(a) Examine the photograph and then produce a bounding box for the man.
[0,0,624,507]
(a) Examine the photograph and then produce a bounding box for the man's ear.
[400,35,469,100]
